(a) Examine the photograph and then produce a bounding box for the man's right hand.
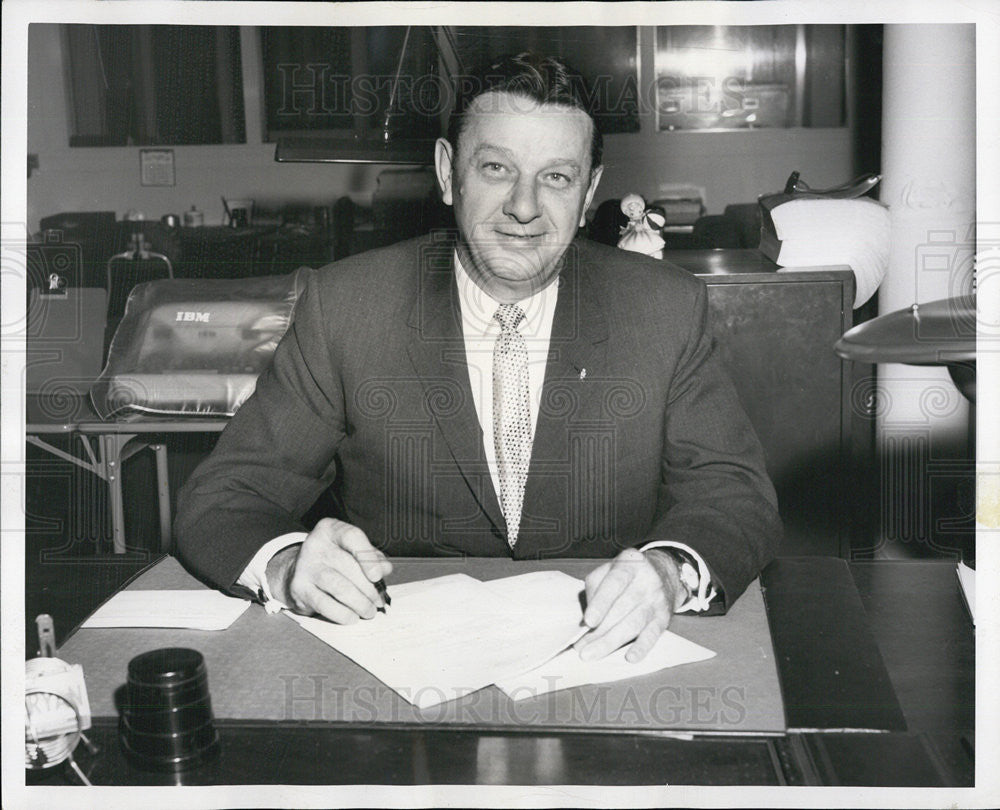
[265,517,392,623]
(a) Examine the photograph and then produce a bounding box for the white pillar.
[876,24,976,555]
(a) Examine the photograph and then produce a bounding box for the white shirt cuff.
[638,540,718,613]
[236,532,307,614]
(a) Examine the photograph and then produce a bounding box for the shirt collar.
[454,250,559,338]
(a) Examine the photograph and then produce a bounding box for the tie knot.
[494,303,526,333]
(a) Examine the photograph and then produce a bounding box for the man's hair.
[446,52,603,172]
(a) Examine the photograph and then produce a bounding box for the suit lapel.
[540,243,609,399]
[517,243,610,556]
[405,236,506,536]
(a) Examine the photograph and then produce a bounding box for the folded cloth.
[760,197,890,308]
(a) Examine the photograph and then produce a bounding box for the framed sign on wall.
[139,148,175,187]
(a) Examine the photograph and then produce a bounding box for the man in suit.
[176,53,780,663]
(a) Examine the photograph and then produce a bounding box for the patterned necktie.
[493,303,532,547]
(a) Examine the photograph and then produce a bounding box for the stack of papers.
[81,590,251,631]
[495,630,716,699]
[286,571,715,709]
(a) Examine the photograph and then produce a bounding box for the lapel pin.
[579,368,587,380]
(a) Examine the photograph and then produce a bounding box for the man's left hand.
[574,548,685,663]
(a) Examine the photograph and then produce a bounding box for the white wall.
[26,23,855,233]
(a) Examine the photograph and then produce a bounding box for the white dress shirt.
[453,251,558,503]
[238,252,717,613]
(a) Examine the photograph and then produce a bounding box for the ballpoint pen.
[375,579,391,613]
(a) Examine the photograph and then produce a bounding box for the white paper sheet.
[495,628,716,700]
[81,590,251,630]
[957,562,975,624]
[286,571,588,709]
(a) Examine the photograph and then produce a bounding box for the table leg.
[99,434,129,554]
[31,428,180,555]
[151,443,172,552]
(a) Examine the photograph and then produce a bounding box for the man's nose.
[502,177,541,223]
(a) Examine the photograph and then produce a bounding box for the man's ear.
[434,138,455,206]
[579,164,605,227]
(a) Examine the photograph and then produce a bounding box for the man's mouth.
[494,229,546,242]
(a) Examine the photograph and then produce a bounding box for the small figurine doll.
[616,193,666,260]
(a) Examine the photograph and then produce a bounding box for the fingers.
[293,580,366,625]
[287,518,390,622]
[626,617,667,663]
[575,549,672,662]
[582,561,611,605]
[310,520,384,607]
[578,603,647,660]
[288,551,378,621]
[333,520,393,582]
[316,564,382,619]
[582,549,642,628]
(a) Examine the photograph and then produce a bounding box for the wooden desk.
[694,266,860,557]
[25,394,228,553]
[36,558,973,787]
[849,560,975,784]
[665,247,783,275]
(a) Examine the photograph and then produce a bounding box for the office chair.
[177,227,260,279]
[330,196,356,260]
[371,168,451,248]
[589,198,628,246]
[105,232,174,356]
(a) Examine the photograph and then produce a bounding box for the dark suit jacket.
[176,233,781,609]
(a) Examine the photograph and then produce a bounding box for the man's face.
[435,92,603,303]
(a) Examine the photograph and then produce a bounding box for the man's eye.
[544,172,571,186]
[481,162,507,175]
